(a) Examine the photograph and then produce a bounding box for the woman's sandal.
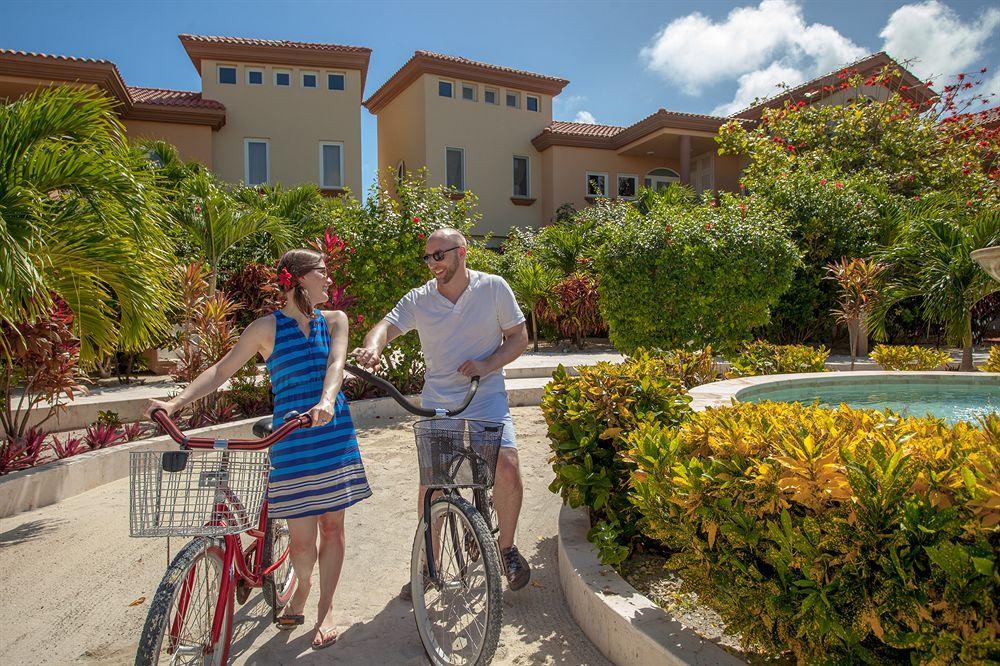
[312,626,338,650]
[274,613,304,630]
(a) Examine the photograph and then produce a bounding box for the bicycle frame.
[151,408,309,653]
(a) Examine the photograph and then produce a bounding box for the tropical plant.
[171,171,293,294]
[825,257,885,369]
[509,259,560,351]
[220,262,280,329]
[869,344,952,371]
[627,402,999,664]
[50,433,87,460]
[642,346,718,389]
[985,346,1000,373]
[83,422,125,450]
[541,354,691,564]
[1,87,175,359]
[0,427,47,475]
[0,299,82,443]
[726,340,829,377]
[870,200,1000,371]
[538,273,605,347]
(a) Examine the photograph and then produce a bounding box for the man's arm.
[457,322,529,378]
[351,318,404,369]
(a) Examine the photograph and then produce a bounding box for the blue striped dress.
[265,310,371,519]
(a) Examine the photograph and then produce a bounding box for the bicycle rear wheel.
[261,518,297,611]
[411,495,502,666]
[135,537,232,666]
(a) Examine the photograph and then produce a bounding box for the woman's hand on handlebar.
[350,346,382,370]
[306,400,334,427]
[144,398,179,420]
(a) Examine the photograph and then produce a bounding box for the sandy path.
[0,406,609,665]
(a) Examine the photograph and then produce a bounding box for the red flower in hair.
[277,268,295,290]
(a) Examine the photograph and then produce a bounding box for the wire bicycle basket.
[129,449,271,538]
[413,418,503,489]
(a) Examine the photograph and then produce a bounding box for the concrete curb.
[0,417,259,518]
[557,504,745,665]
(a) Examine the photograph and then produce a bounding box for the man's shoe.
[502,545,531,591]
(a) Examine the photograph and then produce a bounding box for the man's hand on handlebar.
[457,359,489,378]
[350,346,382,370]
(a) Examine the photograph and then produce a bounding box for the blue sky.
[4,0,998,191]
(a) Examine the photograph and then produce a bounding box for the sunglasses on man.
[421,246,462,263]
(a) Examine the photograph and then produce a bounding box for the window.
[484,87,498,105]
[302,72,318,88]
[513,156,529,197]
[643,167,680,191]
[218,66,237,85]
[327,73,345,91]
[617,174,638,199]
[319,142,344,189]
[275,70,291,87]
[438,80,453,98]
[246,68,264,85]
[244,139,269,186]
[586,172,608,197]
[506,91,519,108]
[462,83,476,101]
[526,95,539,112]
[446,148,465,191]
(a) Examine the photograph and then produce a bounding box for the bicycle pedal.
[235,580,251,605]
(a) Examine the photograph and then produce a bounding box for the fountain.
[971,246,1000,281]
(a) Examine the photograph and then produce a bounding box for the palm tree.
[0,87,175,360]
[172,172,294,294]
[870,200,1000,371]
[510,259,560,351]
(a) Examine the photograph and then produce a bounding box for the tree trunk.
[847,318,859,371]
[530,311,539,352]
[961,311,974,371]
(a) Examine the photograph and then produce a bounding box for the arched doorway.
[643,168,680,191]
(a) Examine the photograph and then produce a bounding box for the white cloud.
[640,0,864,96]
[880,1,1000,79]
[712,63,806,115]
[573,110,597,124]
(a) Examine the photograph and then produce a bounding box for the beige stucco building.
[366,50,929,233]
[0,34,371,195]
[4,40,929,239]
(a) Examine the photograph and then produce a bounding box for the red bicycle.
[129,409,310,665]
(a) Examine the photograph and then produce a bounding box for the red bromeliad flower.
[277,268,295,290]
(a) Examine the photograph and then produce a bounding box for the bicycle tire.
[135,537,232,666]
[261,517,297,611]
[411,495,502,666]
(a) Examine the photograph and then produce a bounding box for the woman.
[145,249,371,650]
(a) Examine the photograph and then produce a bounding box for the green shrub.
[985,346,1000,373]
[596,193,798,354]
[541,353,691,563]
[870,344,951,371]
[726,340,829,376]
[641,346,718,389]
[627,402,999,664]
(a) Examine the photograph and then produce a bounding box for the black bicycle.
[255,364,504,666]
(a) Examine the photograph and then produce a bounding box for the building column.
[679,135,691,185]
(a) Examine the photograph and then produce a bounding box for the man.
[352,228,532,595]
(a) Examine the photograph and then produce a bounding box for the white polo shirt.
[385,270,525,417]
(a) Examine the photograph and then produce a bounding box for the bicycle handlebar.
[345,363,479,418]
[151,409,311,450]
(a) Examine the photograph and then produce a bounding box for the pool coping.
[688,370,999,411]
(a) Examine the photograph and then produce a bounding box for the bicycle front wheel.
[135,537,232,666]
[411,495,503,666]
[261,517,297,611]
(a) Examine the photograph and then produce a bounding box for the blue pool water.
[742,382,999,424]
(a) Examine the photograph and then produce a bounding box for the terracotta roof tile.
[413,51,568,85]
[543,121,626,138]
[128,86,225,110]
[177,34,370,54]
[0,48,115,65]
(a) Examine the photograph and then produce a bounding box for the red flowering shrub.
[538,273,607,347]
[221,262,281,328]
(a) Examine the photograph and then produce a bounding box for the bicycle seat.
[252,417,273,438]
